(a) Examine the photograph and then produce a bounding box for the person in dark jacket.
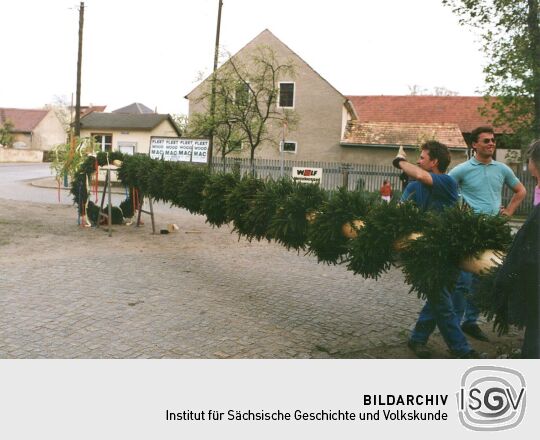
[491,139,540,358]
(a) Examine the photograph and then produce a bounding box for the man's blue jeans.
[410,279,471,355]
[454,271,480,325]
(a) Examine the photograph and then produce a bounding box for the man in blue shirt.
[395,141,483,358]
[449,126,527,341]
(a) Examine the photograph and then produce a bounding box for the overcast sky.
[1,0,486,115]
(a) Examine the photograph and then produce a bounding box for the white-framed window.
[118,141,137,155]
[281,140,297,154]
[278,82,295,108]
[92,133,112,152]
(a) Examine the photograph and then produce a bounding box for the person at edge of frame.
[393,141,486,359]
[491,139,540,358]
[448,126,527,342]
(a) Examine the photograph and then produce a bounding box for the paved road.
[0,163,520,358]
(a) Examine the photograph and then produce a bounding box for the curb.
[30,177,127,195]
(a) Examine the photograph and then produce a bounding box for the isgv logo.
[457,366,526,431]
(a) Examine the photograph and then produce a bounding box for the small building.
[0,107,66,150]
[79,111,181,155]
[341,121,468,166]
[345,95,512,163]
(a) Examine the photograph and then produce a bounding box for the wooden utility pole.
[208,0,223,170]
[74,2,84,138]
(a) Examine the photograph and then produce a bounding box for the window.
[93,133,112,152]
[278,82,295,108]
[281,141,297,154]
[118,141,136,155]
[228,140,244,151]
[235,82,251,105]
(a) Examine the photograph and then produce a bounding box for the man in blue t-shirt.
[449,126,527,342]
[394,141,483,358]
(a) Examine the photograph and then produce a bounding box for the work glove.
[392,145,407,169]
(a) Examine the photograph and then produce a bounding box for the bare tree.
[191,45,298,172]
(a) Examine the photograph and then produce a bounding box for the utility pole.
[208,0,223,170]
[74,2,84,138]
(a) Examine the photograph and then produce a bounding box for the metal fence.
[212,157,535,216]
[502,168,535,216]
[212,156,402,191]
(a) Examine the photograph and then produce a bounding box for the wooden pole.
[74,2,84,138]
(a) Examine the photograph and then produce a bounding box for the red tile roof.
[0,108,48,133]
[81,105,106,117]
[346,96,502,133]
[342,121,467,149]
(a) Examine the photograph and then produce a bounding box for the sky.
[0,0,487,115]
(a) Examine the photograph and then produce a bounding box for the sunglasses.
[480,138,496,144]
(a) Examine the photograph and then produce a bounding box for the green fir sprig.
[200,172,240,227]
[346,201,426,279]
[268,182,328,250]
[307,187,376,264]
[226,175,266,237]
[400,205,512,302]
[242,178,295,242]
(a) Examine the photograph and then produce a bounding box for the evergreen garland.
[226,175,266,237]
[200,172,240,227]
[307,187,375,264]
[346,201,426,279]
[86,201,124,225]
[70,152,518,326]
[242,177,295,242]
[71,151,125,217]
[268,182,328,250]
[177,166,210,214]
[117,154,151,190]
[119,196,135,218]
[400,206,512,302]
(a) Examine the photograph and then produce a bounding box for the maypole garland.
[307,187,377,265]
[346,201,427,279]
[68,153,519,330]
[267,181,328,251]
[242,177,295,243]
[400,206,512,302]
[200,172,240,227]
[226,175,266,238]
[71,151,131,225]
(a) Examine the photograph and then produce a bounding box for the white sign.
[149,137,209,163]
[292,167,323,184]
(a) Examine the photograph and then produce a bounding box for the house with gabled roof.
[79,110,181,155]
[342,95,513,165]
[0,107,66,151]
[185,29,358,163]
[185,30,513,167]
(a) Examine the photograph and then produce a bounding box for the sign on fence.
[292,167,323,184]
[149,137,209,163]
